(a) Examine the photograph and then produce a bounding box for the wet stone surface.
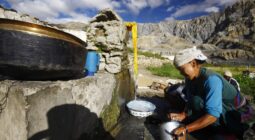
[114,112,161,140]
[112,96,173,140]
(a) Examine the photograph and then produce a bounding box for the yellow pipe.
[125,22,138,77]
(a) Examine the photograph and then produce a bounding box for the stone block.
[105,63,121,74]
[0,73,116,140]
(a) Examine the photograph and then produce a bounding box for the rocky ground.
[136,65,169,97]
[128,54,182,97]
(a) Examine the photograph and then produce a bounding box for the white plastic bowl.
[126,100,156,117]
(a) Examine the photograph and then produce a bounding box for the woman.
[223,70,241,92]
[169,47,249,140]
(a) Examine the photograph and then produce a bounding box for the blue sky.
[0,0,238,23]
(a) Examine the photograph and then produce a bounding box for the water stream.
[109,107,160,140]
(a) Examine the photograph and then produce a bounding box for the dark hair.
[195,59,206,65]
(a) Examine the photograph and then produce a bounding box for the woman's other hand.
[168,112,186,122]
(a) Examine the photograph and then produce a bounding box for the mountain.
[4,0,252,65]
[52,22,89,31]
[137,0,255,65]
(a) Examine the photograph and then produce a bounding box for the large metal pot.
[160,121,181,140]
[0,18,87,80]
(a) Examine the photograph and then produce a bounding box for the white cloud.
[147,0,165,8]
[165,0,238,20]
[214,0,238,6]
[115,9,127,14]
[46,11,91,24]
[5,0,238,23]
[165,16,175,21]
[166,6,174,12]
[122,0,170,15]
[12,1,59,18]
[6,0,122,23]
[75,0,120,10]
[122,0,147,15]
[171,4,204,18]
[205,6,220,13]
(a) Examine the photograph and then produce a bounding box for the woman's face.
[223,75,230,81]
[177,60,199,80]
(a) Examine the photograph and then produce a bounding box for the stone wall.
[0,74,116,140]
[86,9,129,74]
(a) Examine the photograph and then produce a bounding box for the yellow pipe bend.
[125,22,138,77]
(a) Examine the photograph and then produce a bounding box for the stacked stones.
[86,9,130,74]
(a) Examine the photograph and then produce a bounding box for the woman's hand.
[173,126,187,135]
[173,126,187,140]
[168,112,187,122]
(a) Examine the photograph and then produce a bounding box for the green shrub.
[128,48,164,59]
[235,75,255,100]
[147,63,255,101]
[206,64,253,76]
[147,63,183,79]
[139,51,164,59]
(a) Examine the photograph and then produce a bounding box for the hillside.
[137,0,255,65]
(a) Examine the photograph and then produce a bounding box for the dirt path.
[137,66,169,88]
[135,64,183,98]
[129,54,182,96]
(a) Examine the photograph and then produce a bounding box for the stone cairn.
[86,8,130,74]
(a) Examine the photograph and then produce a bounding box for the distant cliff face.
[138,15,218,44]
[137,0,255,65]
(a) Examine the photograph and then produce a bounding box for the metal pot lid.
[0,18,86,47]
[127,100,156,112]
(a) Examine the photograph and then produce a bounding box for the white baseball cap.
[174,47,207,67]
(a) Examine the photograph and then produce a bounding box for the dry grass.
[205,65,255,76]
